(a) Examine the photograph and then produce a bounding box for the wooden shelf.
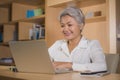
[14,14,45,23]
[0,38,45,46]
[85,16,106,23]
[47,0,106,8]
[0,0,44,6]
[77,0,106,8]
[0,42,9,46]
[17,39,45,41]
[0,62,15,66]
[47,0,73,7]
[0,14,45,25]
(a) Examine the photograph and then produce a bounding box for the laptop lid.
[9,40,55,74]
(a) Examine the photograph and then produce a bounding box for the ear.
[80,26,82,30]
[80,24,84,30]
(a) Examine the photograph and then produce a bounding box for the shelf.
[0,62,15,66]
[47,0,106,8]
[0,14,45,25]
[14,14,45,23]
[77,0,106,8]
[0,42,9,46]
[17,39,45,41]
[85,16,106,23]
[0,38,45,46]
[47,0,73,7]
[0,0,44,6]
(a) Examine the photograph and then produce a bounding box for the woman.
[48,6,107,72]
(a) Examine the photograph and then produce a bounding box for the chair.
[117,56,120,73]
[105,54,120,73]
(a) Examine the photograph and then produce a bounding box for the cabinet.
[0,0,45,62]
[46,0,118,53]
[0,0,45,43]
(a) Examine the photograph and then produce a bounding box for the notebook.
[80,71,110,77]
[9,40,71,74]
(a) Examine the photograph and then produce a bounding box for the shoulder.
[51,39,66,46]
[77,36,102,49]
[85,39,104,58]
[86,39,103,52]
[82,37,102,49]
[48,39,66,50]
[89,40,102,48]
[81,37,101,47]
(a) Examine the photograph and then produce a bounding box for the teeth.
[64,33,70,36]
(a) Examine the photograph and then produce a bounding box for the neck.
[67,35,82,53]
[68,35,82,45]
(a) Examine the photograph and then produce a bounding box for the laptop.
[9,40,71,74]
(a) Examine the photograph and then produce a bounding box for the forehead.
[60,15,76,23]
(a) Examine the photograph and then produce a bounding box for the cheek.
[72,26,80,32]
[61,28,64,32]
[71,27,81,35]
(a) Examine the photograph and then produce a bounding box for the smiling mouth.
[63,32,71,36]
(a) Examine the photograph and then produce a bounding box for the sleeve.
[72,40,107,72]
[48,42,57,61]
[48,40,61,61]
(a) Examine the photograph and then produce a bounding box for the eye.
[61,25,65,28]
[68,24,72,27]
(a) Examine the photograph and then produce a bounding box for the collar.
[60,40,70,55]
[59,36,89,54]
[77,36,88,49]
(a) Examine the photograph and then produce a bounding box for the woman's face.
[60,15,81,40]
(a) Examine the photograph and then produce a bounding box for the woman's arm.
[72,40,107,72]
[52,62,72,69]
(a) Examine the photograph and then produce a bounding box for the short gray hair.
[58,6,85,26]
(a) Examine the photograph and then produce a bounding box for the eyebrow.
[61,21,72,25]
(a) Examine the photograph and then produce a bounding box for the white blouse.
[48,37,107,72]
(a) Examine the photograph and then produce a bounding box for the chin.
[64,36,73,40]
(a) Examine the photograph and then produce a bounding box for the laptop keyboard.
[55,68,72,73]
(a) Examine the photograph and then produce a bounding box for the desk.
[0,66,120,80]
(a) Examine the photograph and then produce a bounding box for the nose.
[62,25,69,31]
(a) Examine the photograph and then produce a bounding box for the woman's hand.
[52,62,72,70]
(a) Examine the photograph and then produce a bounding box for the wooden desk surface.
[0,66,120,80]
